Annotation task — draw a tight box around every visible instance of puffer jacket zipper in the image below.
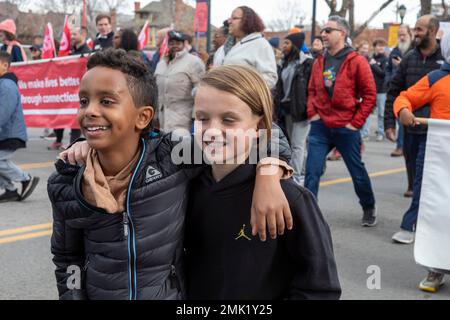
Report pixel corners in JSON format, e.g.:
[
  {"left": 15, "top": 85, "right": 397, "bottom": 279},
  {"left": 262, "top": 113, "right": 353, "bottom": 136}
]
[
  {"left": 73, "top": 138, "right": 147, "bottom": 300},
  {"left": 125, "top": 138, "right": 147, "bottom": 300}
]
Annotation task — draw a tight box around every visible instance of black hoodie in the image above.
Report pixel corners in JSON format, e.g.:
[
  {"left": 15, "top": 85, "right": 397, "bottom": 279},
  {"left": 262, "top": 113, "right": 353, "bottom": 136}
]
[
  {"left": 185, "top": 164, "right": 341, "bottom": 300},
  {"left": 323, "top": 46, "right": 354, "bottom": 97}
]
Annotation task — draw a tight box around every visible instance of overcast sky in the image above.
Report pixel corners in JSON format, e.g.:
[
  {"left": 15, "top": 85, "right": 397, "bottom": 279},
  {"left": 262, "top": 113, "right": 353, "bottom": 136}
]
[{"left": 139, "top": 0, "right": 446, "bottom": 29}]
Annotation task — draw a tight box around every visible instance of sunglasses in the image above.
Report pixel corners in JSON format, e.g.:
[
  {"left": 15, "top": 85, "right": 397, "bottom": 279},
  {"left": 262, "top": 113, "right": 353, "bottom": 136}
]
[{"left": 320, "top": 27, "right": 344, "bottom": 34}]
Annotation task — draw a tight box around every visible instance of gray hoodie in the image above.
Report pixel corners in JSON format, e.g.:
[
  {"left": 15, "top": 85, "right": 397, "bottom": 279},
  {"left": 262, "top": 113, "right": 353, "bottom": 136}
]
[{"left": 441, "top": 31, "right": 450, "bottom": 64}]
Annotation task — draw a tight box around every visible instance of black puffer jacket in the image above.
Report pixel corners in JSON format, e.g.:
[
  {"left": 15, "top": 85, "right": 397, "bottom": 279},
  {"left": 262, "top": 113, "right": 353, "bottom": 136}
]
[
  {"left": 385, "top": 45, "right": 444, "bottom": 134},
  {"left": 274, "top": 54, "right": 313, "bottom": 122},
  {"left": 49, "top": 130, "right": 291, "bottom": 300},
  {"left": 49, "top": 134, "right": 194, "bottom": 300},
  {"left": 370, "top": 53, "right": 389, "bottom": 94}
]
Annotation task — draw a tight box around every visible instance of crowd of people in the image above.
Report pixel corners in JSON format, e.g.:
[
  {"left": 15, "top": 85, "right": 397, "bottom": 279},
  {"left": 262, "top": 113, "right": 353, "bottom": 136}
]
[{"left": 1, "top": 4, "right": 449, "bottom": 299}]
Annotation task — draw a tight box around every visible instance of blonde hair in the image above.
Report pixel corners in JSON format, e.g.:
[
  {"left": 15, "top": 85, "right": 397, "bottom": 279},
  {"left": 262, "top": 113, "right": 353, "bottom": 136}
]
[{"left": 200, "top": 65, "right": 273, "bottom": 137}]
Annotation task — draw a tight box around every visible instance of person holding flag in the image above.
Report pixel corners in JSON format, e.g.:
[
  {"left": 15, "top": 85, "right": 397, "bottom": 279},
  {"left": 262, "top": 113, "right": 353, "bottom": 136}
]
[{"left": 394, "top": 31, "right": 450, "bottom": 294}]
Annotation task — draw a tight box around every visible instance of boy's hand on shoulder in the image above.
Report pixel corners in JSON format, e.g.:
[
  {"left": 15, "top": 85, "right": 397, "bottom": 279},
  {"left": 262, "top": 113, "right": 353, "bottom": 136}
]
[
  {"left": 59, "top": 141, "right": 90, "bottom": 166},
  {"left": 252, "top": 164, "right": 293, "bottom": 241}
]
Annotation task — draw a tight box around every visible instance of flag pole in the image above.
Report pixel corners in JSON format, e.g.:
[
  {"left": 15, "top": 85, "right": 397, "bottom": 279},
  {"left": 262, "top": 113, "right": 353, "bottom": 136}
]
[
  {"left": 415, "top": 118, "right": 428, "bottom": 125},
  {"left": 82, "top": 0, "right": 87, "bottom": 28},
  {"left": 206, "top": 0, "right": 211, "bottom": 53}
]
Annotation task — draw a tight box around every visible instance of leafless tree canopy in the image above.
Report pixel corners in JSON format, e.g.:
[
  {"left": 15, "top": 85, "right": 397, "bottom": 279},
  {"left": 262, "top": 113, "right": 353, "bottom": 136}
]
[
  {"left": 420, "top": 0, "right": 432, "bottom": 15},
  {"left": 323, "top": 0, "right": 394, "bottom": 38},
  {"left": 266, "top": 0, "right": 306, "bottom": 32}
]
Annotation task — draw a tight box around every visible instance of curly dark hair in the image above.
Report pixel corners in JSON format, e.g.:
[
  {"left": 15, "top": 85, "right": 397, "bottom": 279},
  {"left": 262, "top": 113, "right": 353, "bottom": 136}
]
[
  {"left": 237, "top": 6, "right": 265, "bottom": 35},
  {"left": 87, "top": 49, "right": 157, "bottom": 134}
]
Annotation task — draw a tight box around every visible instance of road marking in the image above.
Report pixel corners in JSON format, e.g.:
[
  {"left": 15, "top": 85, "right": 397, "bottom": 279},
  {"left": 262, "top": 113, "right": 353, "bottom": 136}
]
[
  {"left": 0, "top": 223, "right": 52, "bottom": 237},
  {"left": 0, "top": 167, "right": 407, "bottom": 245},
  {"left": 320, "top": 167, "right": 406, "bottom": 187},
  {"left": 18, "top": 162, "right": 54, "bottom": 170},
  {"left": 0, "top": 230, "right": 52, "bottom": 245}
]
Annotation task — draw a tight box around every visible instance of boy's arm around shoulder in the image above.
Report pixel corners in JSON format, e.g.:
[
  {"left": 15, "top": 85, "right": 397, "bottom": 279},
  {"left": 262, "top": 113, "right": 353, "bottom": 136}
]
[{"left": 283, "top": 184, "right": 342, "bottom": 300}]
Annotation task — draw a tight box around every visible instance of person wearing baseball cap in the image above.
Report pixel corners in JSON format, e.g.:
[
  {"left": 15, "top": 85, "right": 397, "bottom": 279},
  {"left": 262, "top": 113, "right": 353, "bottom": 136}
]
[
  {"left": 0, "top": 19, "right": 27, "bottom": 62},
  {"left": 154, "top": 30, "right": 205, "bottom": 132},
  {"left": 29, "top": 45, "right": 42, "bottom": 60}
]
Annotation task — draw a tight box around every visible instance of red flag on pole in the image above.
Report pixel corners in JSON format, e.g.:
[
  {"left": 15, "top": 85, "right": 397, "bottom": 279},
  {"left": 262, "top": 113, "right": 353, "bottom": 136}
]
[
  {"left": 138, "top": 20, "right": 149, "bottom": 50},
  {"left": 159, "top": 23, "right": 174, "bottom": 58},
  {"left": 42, "top": 23, "right": 56, "bottom": 59},
  {"left": 58, "top": 15, "right": 71, "bottom": 57}
]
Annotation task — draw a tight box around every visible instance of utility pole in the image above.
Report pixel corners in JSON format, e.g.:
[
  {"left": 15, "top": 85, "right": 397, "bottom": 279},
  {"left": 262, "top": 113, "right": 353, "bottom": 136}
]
[
  {"left": 206, "top": 0, "right": 211, "bottom": 53},
  {"left": 311, "top": 0, "right": 317, "bottom": 44}
]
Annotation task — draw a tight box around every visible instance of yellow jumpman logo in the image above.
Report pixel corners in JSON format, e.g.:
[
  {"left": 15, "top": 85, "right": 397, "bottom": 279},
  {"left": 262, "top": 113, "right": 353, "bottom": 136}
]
[{"left": 235, "top": 224, "right": 251, "bottom": 241}]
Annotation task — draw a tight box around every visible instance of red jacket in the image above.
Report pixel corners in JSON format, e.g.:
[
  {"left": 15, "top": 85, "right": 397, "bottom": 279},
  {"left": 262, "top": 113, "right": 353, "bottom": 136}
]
[{"left": 307, "top": 51, "right": 377, "bottom": 128}]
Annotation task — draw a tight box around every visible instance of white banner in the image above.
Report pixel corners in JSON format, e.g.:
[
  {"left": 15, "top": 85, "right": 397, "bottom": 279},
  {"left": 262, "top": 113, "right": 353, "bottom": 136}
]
[{"left": 414, "top": 119, "right": 450, "bottom": 271}]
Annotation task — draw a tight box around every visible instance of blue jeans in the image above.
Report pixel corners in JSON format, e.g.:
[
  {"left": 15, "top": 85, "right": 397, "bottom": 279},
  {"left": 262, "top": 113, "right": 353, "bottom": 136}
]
[
  {"left": 0, "top": 150, "right": 29, "bottom": 191},
  {"left": 361, "top": 93, "right": 386, "bottom": 138},
  {"left": 400, "top": 134, "right": 427, "bottom": 232},
  {"left": 305, "top": 120, "right": 376, "bottom": 209}
]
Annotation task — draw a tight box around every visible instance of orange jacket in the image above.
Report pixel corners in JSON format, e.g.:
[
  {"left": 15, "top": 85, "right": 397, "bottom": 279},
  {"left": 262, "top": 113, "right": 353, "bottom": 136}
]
[{"left": 394, "top": 63, "right": 450, "bottom": 120}]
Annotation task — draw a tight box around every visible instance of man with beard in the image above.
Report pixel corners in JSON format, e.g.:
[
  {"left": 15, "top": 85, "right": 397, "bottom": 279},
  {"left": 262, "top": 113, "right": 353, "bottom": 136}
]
[
  {"left": 154, "top": 31, "right": 205, "bottom": 132},
  {"left": 385, "top": 15, "right": 445, "bottom": 244},
  {"left": 385, "top": 25, "right": 413, "bottom": 157}
]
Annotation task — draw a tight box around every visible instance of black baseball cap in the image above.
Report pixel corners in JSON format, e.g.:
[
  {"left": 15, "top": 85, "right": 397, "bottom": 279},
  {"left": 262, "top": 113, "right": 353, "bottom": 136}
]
[
  {"left": 168, "top": 30, "right": 185, "bottom": 42},
  {"left": 30, "top": 45, "right": 42, "bottom": 51}
]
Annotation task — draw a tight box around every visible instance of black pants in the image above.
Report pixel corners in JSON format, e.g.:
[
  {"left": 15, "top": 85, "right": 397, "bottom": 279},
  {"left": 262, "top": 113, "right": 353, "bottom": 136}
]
[
  {"left": 403, "top": 131, "right": 425, "bottom": 192},
  {"left": 54, "top": 129, "right": 81, "bottom": 144}
]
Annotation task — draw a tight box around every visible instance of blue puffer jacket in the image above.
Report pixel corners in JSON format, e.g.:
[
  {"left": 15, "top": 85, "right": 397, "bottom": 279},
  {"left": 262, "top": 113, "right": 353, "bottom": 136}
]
[{"left": 0, "top": 77, "right": 27, "bottom": 149}]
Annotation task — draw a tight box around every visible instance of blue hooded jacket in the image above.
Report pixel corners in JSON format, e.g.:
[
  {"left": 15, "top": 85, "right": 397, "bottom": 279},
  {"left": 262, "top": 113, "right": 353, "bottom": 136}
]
[{"left": 0, "top": 76, "right": 27, "bottom": 150}]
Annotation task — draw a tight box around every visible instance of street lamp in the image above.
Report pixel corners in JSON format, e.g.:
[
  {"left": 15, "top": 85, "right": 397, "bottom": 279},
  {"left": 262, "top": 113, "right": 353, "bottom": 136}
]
[{"left": 398, "top": 4, "right": 407, "bottom": 24}]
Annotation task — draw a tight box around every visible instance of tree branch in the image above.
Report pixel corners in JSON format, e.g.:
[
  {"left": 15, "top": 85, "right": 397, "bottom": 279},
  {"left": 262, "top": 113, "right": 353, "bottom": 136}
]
[{"left": 352, "top": 0, "right": 395, "bottom": 38}]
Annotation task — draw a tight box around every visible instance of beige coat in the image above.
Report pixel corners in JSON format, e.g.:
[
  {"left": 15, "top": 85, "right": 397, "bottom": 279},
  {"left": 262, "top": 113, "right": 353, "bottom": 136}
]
[{"left": 155, "top": 49, "right": 205, "bottom": 132}]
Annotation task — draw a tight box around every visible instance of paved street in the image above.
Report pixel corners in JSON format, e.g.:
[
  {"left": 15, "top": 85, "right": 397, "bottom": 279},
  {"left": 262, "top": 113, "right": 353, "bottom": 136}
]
[{"left": 1, "top": 121, "right": 449, "bottom": 300}]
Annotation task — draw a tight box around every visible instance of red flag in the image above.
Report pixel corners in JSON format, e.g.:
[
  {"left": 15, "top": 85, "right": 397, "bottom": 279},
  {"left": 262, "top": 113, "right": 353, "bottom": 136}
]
[
  {"left": 194, "top": 0, "right": 208, "bottom": 33},
  {"left": 58, "top": 15, "right": 71, "bottom": 57},
  {"left": 138, "top": 20, "right": 149, "bottom": 50},
  {"left": 159, "top": 33, "right": 169, "bottom": 57},
  {"left": 42, "top": 23, "right": 56, "bottom": 59},
  {"left": 86, "top": 38, "right": 94, "bottom": 49}
]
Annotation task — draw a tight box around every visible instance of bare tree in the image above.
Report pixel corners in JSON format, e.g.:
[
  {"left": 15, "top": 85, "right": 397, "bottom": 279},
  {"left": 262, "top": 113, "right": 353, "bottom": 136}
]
[
  {"left": 352, "top": 0, "right": 395, "bottom": 38},
  {"left": 323, "top": 0, "right": 395, "bottom": 39},
  {"left": 266, "top": 0, "right": 306, "bottom": 32},
  {"left": 420, "top": 0, "right": 432, "bottom": 15},
  {"left": 442, "top": 0, "right": 449, "bottom": 19},
  {"left": 324, "top": 0, "right": 353, "bottom": 17}
]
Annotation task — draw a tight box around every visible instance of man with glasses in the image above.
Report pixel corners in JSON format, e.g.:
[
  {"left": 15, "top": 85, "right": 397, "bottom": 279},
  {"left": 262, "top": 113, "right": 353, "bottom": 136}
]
[{"left": 305, "top": 16, "right": 378, "bottom": 227}]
